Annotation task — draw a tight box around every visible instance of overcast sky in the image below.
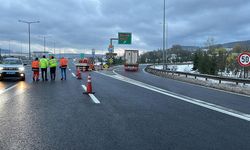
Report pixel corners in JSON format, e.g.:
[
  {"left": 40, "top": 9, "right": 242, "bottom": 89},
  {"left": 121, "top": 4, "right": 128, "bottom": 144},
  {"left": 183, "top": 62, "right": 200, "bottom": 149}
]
[{"left": 1, "top": 0, "right": 250, "bottom": 54}]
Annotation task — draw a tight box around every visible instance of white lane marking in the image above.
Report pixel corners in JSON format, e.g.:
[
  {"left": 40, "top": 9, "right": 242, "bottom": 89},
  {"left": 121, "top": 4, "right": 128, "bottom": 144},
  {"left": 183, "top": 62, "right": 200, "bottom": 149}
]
[
  {"left": 142, "top": 68, "right": 147, "bottom": 74},
  {"left": 68, "top": 68, "right": 71, "bottom": 71},
  {"left": 72, "top": 73, "right": 76, "bottom": 77},
  {"left": 81, "top": 85, "right": 100, "bottom": 104},
  {"left": 82, "top": 84, "right": 87, "bottom": 91},
  {"left": 142, "top": 67, "right": 250, "bottom": 98},
  {"left": 0, "top": 83, "right": 19, "bottom": 95},
  {"left": 89, "top": 94, "right": 100, "bottom": 104},
  {"left": 96, "top": 71, "right": 250, "bottom": 122}
]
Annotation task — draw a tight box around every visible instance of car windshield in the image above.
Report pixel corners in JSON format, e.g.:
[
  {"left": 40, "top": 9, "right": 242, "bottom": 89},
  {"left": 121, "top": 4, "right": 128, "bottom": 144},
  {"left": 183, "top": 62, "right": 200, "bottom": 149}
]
[{"left": 3, "top": 59, "right": 22, "bottom": 65}]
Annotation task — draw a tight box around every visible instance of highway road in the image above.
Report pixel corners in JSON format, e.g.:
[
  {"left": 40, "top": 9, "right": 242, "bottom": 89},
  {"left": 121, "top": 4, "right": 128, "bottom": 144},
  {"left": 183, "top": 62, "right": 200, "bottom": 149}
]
[{"left": 0, "top": 61, "right": 250, "bottom": 150}]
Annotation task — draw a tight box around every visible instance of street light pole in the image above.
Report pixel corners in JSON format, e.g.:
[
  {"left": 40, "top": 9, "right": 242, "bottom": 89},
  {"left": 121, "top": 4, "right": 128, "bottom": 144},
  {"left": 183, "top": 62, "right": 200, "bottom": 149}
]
[
  {"left": 9, "top": 40, "right": 11, "bottom": 56},
  {"left": 18, "top": 20, "right": 40, "bottom": 60},
  {"left": 20, "top": 42, "right": 23, "bottom": 58},
  {"left": 44, "top": 36, "right": 46, "bottom": 53},
  {"left": 53, "top": 41, "right": 56, "bottom": 54},
  {"left": 38, "top": 35, "right": 51, "bottom": 53},
  {"left": 162, "top": 0, "right": 166, "bottom": 70}
]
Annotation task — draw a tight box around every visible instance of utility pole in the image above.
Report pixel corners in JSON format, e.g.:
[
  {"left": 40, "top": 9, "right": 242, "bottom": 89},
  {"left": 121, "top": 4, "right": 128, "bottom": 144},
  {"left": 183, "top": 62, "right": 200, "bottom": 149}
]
[{"left": 18, "top": 20, "right": 40, "bottom": 60}]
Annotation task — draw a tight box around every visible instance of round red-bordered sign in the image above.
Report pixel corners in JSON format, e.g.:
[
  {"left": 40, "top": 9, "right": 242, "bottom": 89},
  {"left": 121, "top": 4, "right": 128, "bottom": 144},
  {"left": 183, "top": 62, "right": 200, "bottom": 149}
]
[{"left": 238, "top": 52, "right": 250, "bottom": 67}]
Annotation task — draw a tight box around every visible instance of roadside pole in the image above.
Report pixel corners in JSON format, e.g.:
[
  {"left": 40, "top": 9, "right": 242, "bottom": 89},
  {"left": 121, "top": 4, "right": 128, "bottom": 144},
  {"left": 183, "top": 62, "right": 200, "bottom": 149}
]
[
  {"left": 107, "top": 33, "right": 132, "bottom": 67},
  {"left": 238, "top": 52, "right": 250, "bottom": 79}
]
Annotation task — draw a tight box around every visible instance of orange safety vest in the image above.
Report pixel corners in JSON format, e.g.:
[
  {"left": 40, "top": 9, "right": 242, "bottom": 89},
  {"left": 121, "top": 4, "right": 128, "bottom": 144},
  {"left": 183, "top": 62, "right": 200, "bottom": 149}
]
[
  {"left": 60, "top": 58, "right": 68, "bottom": 67},
  {"left": 32, "top": 60, "right": 39, "bottom": 68}
]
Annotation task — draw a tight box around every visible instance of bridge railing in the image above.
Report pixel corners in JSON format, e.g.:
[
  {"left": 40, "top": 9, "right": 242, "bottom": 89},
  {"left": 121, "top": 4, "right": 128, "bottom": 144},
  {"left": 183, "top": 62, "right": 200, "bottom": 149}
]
[{"left": 145, "top": 65, "right": 250, "bottom": 85}]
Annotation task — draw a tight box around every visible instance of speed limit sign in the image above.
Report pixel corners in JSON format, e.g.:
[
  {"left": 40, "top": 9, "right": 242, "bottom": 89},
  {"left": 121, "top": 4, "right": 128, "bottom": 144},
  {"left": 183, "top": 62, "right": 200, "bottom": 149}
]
[{"left": 238, "top": 52, "right": 250, "bottom": 67}]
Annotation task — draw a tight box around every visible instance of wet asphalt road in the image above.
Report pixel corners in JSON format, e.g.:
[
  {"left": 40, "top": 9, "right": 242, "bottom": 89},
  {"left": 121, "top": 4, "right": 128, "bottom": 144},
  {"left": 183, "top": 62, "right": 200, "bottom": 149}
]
[{"left": 0, "top": 61, "right": 250, "bottom": 150}]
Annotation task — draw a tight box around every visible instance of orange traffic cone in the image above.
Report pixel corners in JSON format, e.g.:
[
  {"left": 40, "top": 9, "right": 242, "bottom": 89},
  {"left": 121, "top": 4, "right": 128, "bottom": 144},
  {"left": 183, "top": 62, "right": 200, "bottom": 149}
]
[
  {"left": 76, "top": 68, "right": 82, "bottom": 79},
  {"left": 83, "top": 74, "right": 95, "bottom": 94}
]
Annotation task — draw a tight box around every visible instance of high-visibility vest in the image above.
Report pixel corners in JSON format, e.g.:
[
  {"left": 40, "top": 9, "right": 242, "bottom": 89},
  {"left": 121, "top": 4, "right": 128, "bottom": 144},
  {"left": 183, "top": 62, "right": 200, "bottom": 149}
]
[
  {"left": 40, "top": 58, "right": 48, "bottom": 68},
  {"left": 60, "top": 58, "right": 68, "bottom": 67},
  {"left": 49, "top": 58, "right": 57, "bottom": 67},
  {"left": 32, "top": 60, "right": 39, "bottom": 68}
]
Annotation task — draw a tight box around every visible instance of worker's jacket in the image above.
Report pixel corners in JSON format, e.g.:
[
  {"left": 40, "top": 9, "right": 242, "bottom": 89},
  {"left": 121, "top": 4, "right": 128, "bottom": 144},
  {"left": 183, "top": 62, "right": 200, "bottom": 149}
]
[
  {"left": 60, "top": 58, "right": 68, "bottom": 68},
  {"left": 32, "top": 60, "right": 39, "bottom": 71},
  {"left": 40, "top": 58, "right": 49, "bottom": 69},
  {"left": 49, "top": 58, "right": 57, "bottom": 68}
]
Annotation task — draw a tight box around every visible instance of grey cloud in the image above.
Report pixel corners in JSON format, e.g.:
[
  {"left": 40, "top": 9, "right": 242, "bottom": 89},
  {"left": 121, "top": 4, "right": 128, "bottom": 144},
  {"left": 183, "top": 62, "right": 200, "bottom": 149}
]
[{"left": 1, "top": 0, "right": 250, "bottom": 53}]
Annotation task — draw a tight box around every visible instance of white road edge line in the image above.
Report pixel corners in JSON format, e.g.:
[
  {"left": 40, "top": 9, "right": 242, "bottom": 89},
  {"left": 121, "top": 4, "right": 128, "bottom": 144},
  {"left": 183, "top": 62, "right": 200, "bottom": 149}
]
[
  {"left": 96, "top": 71, "right": 250, "bottom": 122},
  {"left": 81, "top": 85, "right": 100, "bottom": 104},
  {"left": 0, "top": 83, "right": 19, "bottom": 95},
  {"left": 72, "top": 73, "right": 76, "bottom": 77}
]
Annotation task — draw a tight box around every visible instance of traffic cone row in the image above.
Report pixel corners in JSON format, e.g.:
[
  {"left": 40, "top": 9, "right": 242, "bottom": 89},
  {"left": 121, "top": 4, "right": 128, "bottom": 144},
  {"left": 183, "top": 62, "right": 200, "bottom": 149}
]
[
  {"left": 76, "top": 68, "right": 82, "bottom": 79},
  {"left": 83, "top": 74, "right": 95, "bottom": 94}
]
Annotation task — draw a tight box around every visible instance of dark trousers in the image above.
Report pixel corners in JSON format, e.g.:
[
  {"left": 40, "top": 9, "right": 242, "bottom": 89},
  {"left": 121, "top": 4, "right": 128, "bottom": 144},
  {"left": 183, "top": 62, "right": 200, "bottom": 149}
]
[
  {"left": 50, "top": 67, "right": 56, "bottom": 80},
  {"left": 61, "top": 68, "right": 67, "bottom": 80},
  {"left": 41, "top": 68, "right": 48, "bottom": 81}
]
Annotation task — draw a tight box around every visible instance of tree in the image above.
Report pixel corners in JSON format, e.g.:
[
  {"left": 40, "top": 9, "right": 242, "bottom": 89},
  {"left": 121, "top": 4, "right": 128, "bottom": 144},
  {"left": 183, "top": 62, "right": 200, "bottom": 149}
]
[
  {"left": 210, "top": 53, "right": 217, "bottom": 75},
  {"left": 204, "top": 37, "right": 216, "bottom": 54},
  {"left": 232, "top": 44, "right": 243, "bottom": 53},
  {"left": 216, "top": 48, "right": 227, "bottom": 75},
  {"left": 193, "top": 50, "right": 202, "bottom": 70}
]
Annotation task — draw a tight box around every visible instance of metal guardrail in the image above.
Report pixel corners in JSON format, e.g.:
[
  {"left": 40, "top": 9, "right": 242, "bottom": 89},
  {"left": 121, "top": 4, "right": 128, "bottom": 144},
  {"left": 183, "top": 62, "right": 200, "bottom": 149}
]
[{"left": 145, "top": 65, "right": 250, "bottom": 85}]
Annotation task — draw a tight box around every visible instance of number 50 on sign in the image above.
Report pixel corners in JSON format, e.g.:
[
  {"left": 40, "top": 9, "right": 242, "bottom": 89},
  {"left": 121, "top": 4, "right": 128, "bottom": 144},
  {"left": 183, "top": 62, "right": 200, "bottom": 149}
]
[{"left": 238, "top": 52, "right": 250, "bottom": 67}]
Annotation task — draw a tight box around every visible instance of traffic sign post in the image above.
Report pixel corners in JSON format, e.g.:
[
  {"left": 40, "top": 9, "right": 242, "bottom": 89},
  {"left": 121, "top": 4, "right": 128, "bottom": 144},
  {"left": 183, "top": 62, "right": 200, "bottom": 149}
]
[
  {"left": 238, "top": 52, "right": 250, "bottom": 78},
  {"left": 108, "top": 45, "right": 114, "bottom": 53},
  {"left": 238, "top": 52, "right": 250, "bottom": 67},
  {"left": 118, "top": 32, "right": 132, "bottom": 44},
  {"left": 108, "top": 58, "right": 113, "bottom": 64},
  {"left": 106, "top": 53, "right": 117, "bottom": 66}
]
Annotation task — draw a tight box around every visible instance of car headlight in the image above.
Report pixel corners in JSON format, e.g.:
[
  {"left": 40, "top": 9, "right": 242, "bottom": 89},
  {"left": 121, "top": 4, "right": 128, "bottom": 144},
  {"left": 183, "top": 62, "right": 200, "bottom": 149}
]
[
  {"left": 19, "top": 67, "right": 25, "bottom": 71},
  {"left": 0, "top": 67, "right": 3, "bottom": 70}
]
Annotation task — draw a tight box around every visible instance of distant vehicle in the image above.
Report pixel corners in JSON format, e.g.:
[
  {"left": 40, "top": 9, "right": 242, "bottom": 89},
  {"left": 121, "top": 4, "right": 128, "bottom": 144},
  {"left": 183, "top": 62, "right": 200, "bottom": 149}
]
[
  {"left": 74, "top": 58, "right": 94, "bottom": 71},
  {"left": 0, "top": 58, "right": 26, "bottom": 81},
  {"left": 124, "top": 50, "right": 139, "bottom": 71}
]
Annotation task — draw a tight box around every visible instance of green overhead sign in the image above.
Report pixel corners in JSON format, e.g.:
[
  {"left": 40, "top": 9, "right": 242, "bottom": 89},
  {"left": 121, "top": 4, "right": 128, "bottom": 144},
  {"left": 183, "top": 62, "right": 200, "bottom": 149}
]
[
  {"left": 80, "top": 53, "right": 85, "bottom": 58},
  {"left": 118, "top": 32, "right": 132, "bottom": 44}
]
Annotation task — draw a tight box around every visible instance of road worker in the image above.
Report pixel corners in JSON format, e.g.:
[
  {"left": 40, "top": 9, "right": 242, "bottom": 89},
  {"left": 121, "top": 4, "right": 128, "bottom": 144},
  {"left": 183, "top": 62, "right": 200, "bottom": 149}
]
[
  {"left": 59, "top": 57, "right": 68, "bottom": 80},
  {"left": 40, "top": 55, "right": 49, "bottom": 81},
  {"left": 49, "top": 56, "right": 57, "bottom": 80},
  {"left": 32, "top": 57, "right": 40, "bottom": 81}
]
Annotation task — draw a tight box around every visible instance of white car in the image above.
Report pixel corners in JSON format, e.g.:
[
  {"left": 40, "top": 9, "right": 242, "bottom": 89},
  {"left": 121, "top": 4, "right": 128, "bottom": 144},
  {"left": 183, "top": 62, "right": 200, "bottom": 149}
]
[{"left": 0, "top": 58, "right": 26, "bottom": 81}]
